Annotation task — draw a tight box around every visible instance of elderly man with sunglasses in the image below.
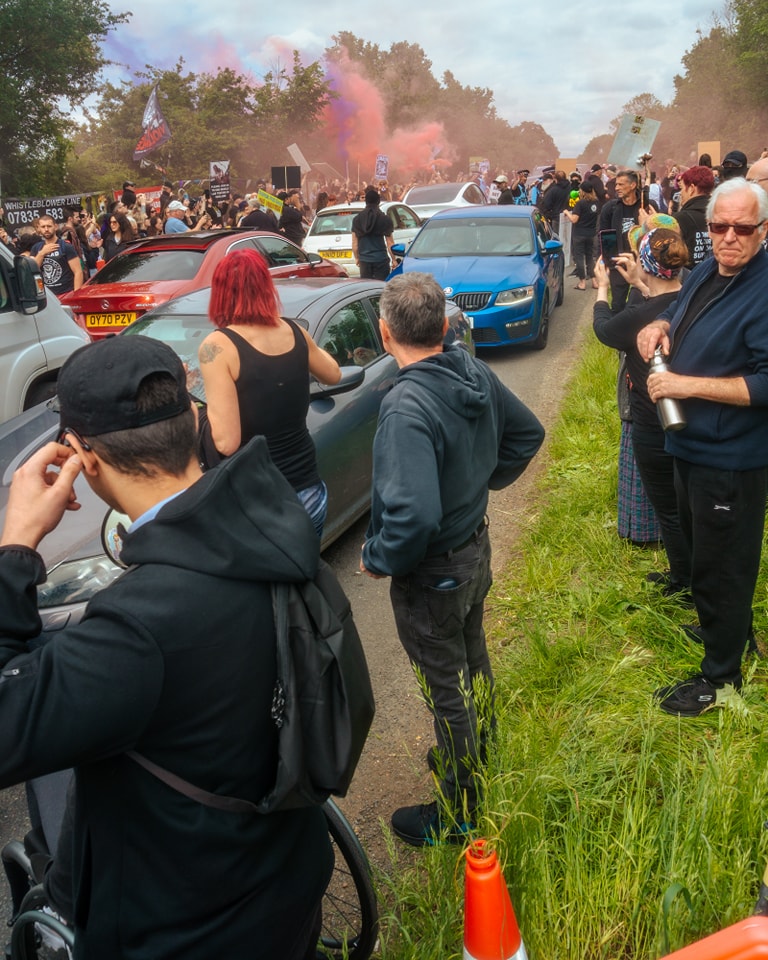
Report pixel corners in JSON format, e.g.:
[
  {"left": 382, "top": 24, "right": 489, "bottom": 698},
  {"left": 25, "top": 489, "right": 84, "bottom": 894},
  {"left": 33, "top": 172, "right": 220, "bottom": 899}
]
[{"left": 637, "top": 178, "right": 768, "bottom": 717}]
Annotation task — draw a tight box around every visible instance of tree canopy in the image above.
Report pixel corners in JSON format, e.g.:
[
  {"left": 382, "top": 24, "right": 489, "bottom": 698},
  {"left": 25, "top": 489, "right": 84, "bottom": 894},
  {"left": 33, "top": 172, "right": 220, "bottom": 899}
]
[
  {"left": 5, "top": 3, "right": 768, "bottom": 199},
  {"left": 0, "top": 0, "right": 128, "bottom": 195}
]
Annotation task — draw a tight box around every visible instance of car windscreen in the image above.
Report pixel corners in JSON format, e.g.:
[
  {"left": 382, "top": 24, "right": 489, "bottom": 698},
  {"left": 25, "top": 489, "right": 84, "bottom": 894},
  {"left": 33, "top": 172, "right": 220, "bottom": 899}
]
[
  {"left": 407, "top": 218, "right": 534, "bottom": 257},
  {"left": 406, "top": 185, "right": 461, "bottom": 204},
  {"left": 124, "top": 315, "right": 211, "bottom": 400},
  {"left": 308, "top": 211, "right": 357, "bottom": 236},
  {"left": 124, "top": 313, "right": 310, "bottom": 403},
  {"left": 87, "top": 249, "right": 205, "bottom": 284}
]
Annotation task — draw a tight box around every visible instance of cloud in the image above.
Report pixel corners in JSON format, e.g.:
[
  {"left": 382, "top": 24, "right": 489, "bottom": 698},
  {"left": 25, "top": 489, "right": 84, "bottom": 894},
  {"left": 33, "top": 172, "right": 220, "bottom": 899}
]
[{"left": 101, "top": 0, "right": 710, "bottom": 159}]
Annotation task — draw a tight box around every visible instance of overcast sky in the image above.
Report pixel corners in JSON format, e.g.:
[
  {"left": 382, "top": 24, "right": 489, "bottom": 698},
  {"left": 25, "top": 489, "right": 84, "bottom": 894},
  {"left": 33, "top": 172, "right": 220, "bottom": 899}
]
[{"left": 103, "top": 0, "right": 719, "bottom": 161}]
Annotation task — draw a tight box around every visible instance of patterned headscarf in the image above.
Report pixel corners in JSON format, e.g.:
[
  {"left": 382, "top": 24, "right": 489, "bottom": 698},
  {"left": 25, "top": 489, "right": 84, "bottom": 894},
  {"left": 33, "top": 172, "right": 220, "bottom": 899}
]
[
  {"left": 639, "top": 228, "right": 679, "bottom": 279},
  {"left": 627, "top": 212, "right": 679, "bottom": 253}
]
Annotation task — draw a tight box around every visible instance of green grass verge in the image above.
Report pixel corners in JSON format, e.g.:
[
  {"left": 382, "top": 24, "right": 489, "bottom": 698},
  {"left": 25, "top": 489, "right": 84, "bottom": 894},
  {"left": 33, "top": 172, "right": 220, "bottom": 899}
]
[{"left": 375, "top": 333, "right": 768, "bottom": 960}]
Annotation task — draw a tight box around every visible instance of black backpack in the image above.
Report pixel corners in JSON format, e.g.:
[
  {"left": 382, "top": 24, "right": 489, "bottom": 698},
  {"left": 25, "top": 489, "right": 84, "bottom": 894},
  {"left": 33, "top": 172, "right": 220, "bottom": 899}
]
[{"left": 129, "top": 559, "right": 375, "bottom": 813}]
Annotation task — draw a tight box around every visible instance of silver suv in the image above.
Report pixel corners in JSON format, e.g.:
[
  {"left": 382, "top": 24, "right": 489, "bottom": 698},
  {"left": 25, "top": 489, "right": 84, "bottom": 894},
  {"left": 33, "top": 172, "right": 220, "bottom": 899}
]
[{"left": 0, "top": 243, "right": 89, "bottom": 424}]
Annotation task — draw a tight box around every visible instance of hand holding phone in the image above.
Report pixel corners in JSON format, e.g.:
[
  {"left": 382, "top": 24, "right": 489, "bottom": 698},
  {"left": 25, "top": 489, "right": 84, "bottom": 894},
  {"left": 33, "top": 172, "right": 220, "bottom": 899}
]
[{"left": 599, "top": 229, "right": 619, "bottom": 262}]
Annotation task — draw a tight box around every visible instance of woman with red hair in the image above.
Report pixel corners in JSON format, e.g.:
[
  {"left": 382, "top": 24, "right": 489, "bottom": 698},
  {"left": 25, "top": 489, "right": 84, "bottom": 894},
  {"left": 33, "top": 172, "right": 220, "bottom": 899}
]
[{"left": 198, "top": 248, "right": 341, "bottom": 536}]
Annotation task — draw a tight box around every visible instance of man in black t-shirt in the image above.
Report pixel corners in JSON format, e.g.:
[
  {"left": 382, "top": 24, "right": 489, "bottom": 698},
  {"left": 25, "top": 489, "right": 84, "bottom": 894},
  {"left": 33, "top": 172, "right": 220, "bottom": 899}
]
[
  {"left": 351, "top": 188, "right": 395, "bottom": 279},
  {"left": 31, "top": 215, "right": 84, "bottom": 296},
  {"left": 599, "top": 170, "right": 641, "bottom": 311}
]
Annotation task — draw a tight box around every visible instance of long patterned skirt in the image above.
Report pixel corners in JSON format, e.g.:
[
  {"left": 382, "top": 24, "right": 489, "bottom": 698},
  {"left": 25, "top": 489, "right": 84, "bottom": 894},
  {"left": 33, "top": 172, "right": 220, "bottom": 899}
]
[{"left": 618, "top": 421, "right": 662, "bottom": 544}]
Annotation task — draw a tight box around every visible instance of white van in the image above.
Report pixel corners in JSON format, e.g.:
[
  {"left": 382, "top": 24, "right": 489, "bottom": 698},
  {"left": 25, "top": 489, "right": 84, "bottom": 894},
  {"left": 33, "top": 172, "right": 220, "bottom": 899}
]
[{"left": 0, "top": 243, "right": 89, "bottom": 424}]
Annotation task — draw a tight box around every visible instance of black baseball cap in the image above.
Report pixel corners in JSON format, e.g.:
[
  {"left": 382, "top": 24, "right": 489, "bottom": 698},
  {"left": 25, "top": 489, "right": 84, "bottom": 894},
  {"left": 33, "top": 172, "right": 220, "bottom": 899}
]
[
  {"left": 722, "top": 150, "right": 748, "bottom": 169},
  {"left": 58, "top": 337, "right": 190, "bottom": 437}
]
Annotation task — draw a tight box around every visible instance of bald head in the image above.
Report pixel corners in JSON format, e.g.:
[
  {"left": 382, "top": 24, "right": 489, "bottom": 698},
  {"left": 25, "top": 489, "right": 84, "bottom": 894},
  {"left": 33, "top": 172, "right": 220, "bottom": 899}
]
[{"left": 747, "top": 157, "right": 768, "bottom": 195}]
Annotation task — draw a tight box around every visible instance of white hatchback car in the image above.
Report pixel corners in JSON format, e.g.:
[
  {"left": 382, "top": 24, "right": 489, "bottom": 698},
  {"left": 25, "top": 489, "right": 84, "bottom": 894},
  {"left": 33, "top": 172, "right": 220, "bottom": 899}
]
[{"left": 304, "top": 202, "right": 423, "bottom": 277}]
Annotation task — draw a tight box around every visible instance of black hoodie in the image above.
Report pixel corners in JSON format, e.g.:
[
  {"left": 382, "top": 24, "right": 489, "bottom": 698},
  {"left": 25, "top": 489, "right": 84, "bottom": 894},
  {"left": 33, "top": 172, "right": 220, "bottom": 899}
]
[
  {"left": 0, "top": 437, "right": 332, "bottom": 960},
  {"left": 363, "top": 345, "right": 544, "bottom": 576}
]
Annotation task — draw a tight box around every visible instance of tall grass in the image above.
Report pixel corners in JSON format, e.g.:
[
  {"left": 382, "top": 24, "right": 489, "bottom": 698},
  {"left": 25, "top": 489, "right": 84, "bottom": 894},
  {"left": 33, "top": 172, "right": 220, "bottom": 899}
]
[{"left": 376, "top": 332, "right": 768, "bottom": 959}]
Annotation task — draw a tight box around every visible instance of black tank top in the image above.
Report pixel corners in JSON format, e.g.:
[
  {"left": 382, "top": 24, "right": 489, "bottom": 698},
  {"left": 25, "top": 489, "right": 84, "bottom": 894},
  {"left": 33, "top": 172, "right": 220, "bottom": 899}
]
[{"left": 217, "top": 321, "right": 319, "bottom": 491}]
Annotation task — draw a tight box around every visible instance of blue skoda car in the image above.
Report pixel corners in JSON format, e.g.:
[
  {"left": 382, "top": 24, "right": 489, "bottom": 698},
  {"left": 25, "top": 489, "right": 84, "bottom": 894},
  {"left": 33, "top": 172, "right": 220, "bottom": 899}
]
[{"left": 389, "top": 205, "right": 565, "bottom": 349}]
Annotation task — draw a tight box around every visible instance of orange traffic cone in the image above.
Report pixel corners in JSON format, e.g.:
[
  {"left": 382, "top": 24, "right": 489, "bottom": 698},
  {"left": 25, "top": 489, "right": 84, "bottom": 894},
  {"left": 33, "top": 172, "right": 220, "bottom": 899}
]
[
  {"left": 464, "top": 839, "right": 528, "bottom": 960},
  {"left": 661, "top": 916, "right": 768, "bottom": 959}
]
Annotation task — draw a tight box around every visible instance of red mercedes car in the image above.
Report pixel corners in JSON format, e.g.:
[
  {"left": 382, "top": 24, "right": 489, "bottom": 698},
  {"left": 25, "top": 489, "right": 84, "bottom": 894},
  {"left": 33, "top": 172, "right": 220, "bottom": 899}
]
[{"left": 61, "top": 229, "right": 348, "bottom": 339}]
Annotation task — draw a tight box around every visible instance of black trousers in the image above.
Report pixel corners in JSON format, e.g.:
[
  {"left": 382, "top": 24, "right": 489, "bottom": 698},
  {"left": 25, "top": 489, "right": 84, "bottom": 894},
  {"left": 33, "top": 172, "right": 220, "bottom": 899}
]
[
  {"left": 389, "top": 525, "right": 493, "bottom": 813},
  {"left": 632, "top": 424, "right": 690, "bottom": 588},
  {"left": 674, "top": 458, "right": 768, "bottom": 685}
]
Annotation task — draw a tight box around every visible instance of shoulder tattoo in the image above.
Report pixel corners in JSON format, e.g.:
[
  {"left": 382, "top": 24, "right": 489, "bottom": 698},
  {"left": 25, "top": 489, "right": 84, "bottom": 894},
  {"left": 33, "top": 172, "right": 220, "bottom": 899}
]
[{"left": 199, "top": 341, "right": 224, "bottom": 364}]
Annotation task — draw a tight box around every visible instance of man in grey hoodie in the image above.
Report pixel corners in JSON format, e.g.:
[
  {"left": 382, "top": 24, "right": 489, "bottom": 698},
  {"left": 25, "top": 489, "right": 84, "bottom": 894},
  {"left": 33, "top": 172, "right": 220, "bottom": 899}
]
[{"left": 360, "top": 272, "right": 544, "bottom": 846}]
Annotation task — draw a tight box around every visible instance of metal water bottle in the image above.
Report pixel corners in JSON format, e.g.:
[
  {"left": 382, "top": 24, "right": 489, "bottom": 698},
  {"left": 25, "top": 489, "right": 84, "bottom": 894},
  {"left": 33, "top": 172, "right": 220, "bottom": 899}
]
[{"left": 649, "top": 347, "right": 687, "bottom": 431}]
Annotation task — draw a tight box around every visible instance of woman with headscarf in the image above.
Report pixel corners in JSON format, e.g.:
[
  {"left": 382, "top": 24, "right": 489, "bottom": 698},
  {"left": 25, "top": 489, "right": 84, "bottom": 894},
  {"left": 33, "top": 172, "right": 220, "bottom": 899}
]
[{"left": 593, "top": 227, "right": 692, "bottom": 597}]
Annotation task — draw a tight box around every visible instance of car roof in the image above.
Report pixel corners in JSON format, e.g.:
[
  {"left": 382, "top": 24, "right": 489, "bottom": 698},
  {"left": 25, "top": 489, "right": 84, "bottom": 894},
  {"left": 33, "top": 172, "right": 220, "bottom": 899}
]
[
  {"left": 426, "top": 205, "right": 536, "bottom": 221},
  {"left": 142, "top": 277, "right": 385, "bottom": 320},
  {"left": 313, "top": 201, "right": 409, "bottom": 214},
  {"left": 120, "top": 228, "right": 282, "bottom": 254}
]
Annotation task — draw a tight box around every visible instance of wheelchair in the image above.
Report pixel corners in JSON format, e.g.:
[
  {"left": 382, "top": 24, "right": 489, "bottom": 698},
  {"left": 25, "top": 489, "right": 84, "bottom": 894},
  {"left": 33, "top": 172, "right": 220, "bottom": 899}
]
[{"left": 2, "top": 795, "right": 378, "bottom": 960}]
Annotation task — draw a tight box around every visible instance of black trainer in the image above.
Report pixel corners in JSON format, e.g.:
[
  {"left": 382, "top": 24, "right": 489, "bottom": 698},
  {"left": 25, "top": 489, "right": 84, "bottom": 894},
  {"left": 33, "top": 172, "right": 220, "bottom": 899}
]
[
  {"left": 646, "top": 571, "right": 671, "bottom": 586},
  {"left": 646, "top": 571, "right": 694, "bottom": 607},
  {"left": 390, "top": 801, "right": 474, "bottom": 847},
  {"left": 655, "top": 673, "right": 742, "bottom": 717}
]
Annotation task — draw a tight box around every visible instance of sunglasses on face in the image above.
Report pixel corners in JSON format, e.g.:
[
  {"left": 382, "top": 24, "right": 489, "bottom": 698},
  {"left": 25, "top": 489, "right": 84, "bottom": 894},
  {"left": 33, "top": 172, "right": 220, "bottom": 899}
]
[{"left": 708, "top": 221, "right": 766, "bottom": 236}]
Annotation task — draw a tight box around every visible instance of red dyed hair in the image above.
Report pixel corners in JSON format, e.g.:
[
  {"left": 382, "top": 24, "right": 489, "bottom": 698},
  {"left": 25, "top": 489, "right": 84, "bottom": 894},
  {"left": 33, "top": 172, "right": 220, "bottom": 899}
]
[{"left": 208, "top": 248, "right": 280, "bottom": 328}]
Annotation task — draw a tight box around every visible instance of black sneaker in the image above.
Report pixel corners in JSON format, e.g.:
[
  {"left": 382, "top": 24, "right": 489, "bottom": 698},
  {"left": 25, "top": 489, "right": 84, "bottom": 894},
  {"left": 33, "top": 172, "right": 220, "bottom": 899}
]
[
  {"left": 655, "top": 673, "right": 742, "bottom": 717},
  {"left": 646, "top": 571, "right": 694, "bottom": 607},
  {"left": 646, "top": 570, "right": 671, "bottom": 586},
  {"left": 390, "top": 801, "right": 473, "bottom": 848}
]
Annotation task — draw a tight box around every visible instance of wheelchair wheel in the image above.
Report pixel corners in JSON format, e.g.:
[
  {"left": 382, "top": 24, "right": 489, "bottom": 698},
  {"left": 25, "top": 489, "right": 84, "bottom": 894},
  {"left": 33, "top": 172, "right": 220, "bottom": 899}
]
[
  {"left": 318, "top": 800, "right": 378, "bottom": 960},
  {"left": 9, "top": 905, "right": 73, "bottom": 960}
]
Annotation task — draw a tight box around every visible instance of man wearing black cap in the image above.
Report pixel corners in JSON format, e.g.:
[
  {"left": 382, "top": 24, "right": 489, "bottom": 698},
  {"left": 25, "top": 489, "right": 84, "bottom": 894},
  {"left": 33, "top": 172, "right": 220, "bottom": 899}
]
[
  {"left": 0, "top": 336, "right": 332, "bottom": 959},
  {"left": 584, "top": 164, "right": 608, "bottom": 205},
  {"left": 351, "top": 187, "right": 396, "bottom": 279},
  {"left": 720, "top": 150, "right": 749, "bottom": 181}
]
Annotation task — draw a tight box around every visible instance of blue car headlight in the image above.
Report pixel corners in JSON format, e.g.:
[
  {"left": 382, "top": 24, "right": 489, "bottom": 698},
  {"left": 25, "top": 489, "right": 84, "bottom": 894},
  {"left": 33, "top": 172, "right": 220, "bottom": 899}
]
[
  {"left": 495, "top": 286, "right": 534, "bottom": 306},
  {"left": 37, "top": 555, "right": 124, "bottom": 608}
]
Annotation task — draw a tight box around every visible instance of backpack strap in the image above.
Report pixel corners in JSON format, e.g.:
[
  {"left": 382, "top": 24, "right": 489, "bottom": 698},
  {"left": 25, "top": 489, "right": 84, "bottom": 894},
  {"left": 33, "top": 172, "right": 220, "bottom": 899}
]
[{"left": 125, "top": 750, "right": 260, "bottom": 815}]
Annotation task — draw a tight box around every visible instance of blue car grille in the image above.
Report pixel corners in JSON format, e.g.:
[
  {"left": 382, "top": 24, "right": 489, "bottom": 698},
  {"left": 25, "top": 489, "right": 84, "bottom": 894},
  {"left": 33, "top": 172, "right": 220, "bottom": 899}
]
[{"left": 450, "top": 292, "right": 492, "bottom": 311}]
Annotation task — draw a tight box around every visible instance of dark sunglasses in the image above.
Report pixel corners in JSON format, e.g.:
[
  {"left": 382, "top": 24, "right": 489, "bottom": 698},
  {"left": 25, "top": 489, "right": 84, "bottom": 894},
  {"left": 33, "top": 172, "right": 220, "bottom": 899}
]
[
  {"left": 708, "top": 221, "right": 766, "bottom": 236},
  {"left": 58, "top": 427, "right": 91, "bottom": 451}
]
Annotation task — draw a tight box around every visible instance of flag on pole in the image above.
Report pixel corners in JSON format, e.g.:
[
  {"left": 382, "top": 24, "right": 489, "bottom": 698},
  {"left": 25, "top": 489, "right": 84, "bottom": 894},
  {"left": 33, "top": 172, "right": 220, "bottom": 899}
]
[{"left": 133, "top": 86, "right": 172, "bottom": 161}]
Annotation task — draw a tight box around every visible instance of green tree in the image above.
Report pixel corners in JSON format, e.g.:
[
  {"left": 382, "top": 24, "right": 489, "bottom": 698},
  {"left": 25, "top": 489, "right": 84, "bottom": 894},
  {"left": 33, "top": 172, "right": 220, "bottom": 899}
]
[
  {"left": 70, "top": 56, "right": 334, "bottom": 194},
  {"left": 0, "top": 0, "right": 128, "bottom": 196},
  {"left": 731, "top": 0, "right": 768, "bottom": 100}
]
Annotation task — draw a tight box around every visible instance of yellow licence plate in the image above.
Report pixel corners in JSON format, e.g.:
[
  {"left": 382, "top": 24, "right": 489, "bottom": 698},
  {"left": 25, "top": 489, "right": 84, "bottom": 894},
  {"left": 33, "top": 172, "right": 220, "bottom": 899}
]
[
  {"left": 319, "top": 249, "right": 353, "bottom": 259},
  {"left": 85, "top": 312, "right": 138, "bottom": 327}
]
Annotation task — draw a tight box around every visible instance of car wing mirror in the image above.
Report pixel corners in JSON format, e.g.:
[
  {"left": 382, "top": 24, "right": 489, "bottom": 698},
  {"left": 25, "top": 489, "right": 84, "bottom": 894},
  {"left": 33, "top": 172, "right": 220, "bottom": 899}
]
[
  {"left": 544, "top": 239, "right": 563, "bottom": 252},
  {"left": 14, "top": 256, "right": 47, "bottom": 314},
  {"left": 101, "top": 509, "right": 131, "bottom": 569},
  {"left": 390, "top": 242, "right": 406, "bottom": 256},
  {"left": 310, "top": 365, "right": 364, "bottom": 399},
  {"left": 306, "top": 252, "right": 323, "bottom": 265}
]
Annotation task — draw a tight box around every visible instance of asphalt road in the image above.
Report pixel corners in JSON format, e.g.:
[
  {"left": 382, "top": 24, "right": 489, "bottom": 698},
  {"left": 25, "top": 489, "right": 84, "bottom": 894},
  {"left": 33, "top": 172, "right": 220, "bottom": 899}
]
[{"left": 0, "top": 282, "right": 595, "bottom": 929}]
